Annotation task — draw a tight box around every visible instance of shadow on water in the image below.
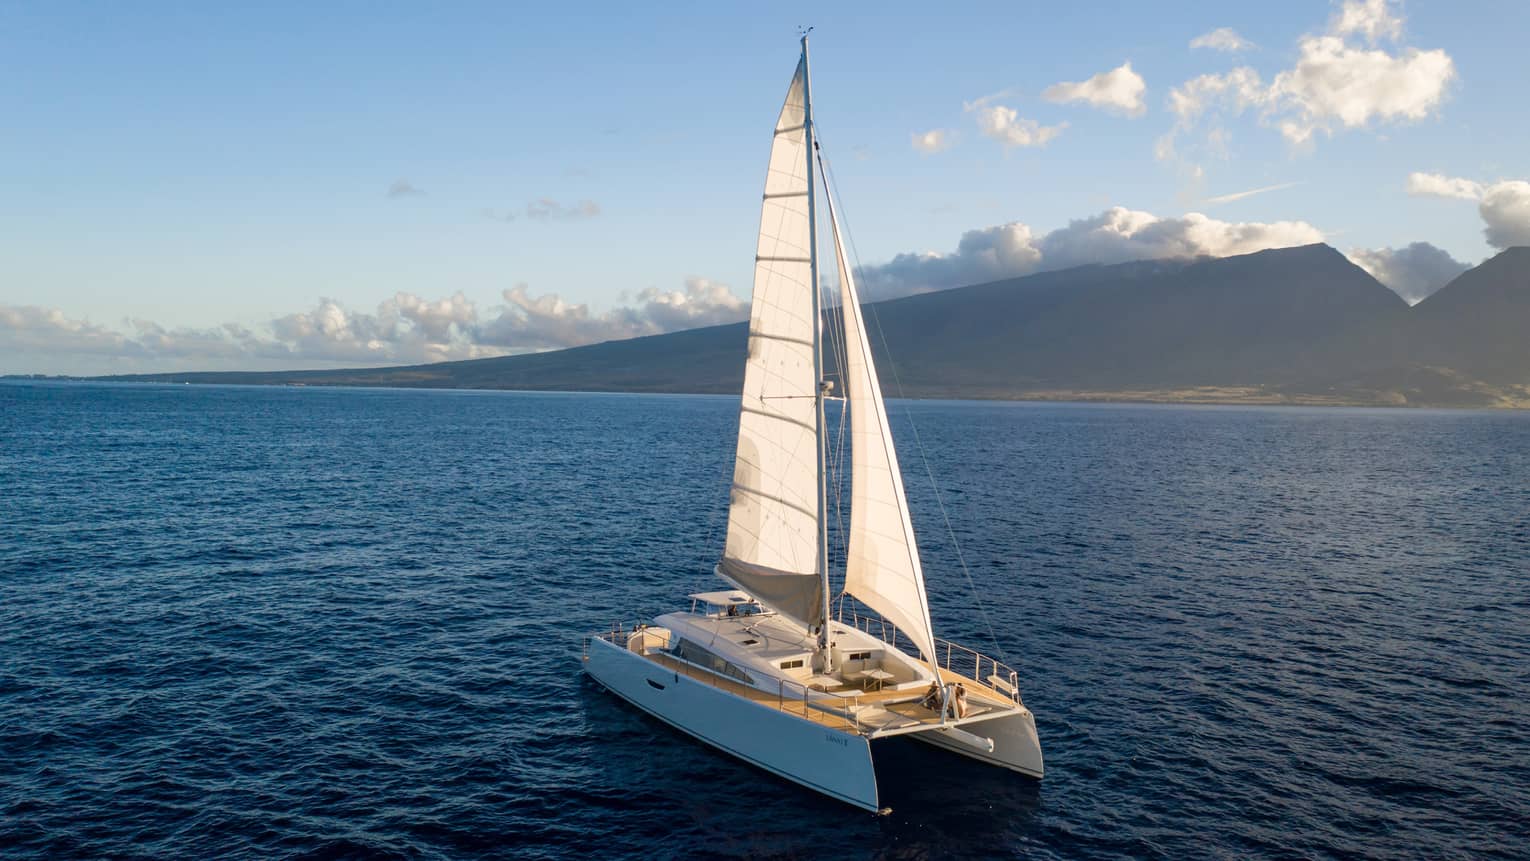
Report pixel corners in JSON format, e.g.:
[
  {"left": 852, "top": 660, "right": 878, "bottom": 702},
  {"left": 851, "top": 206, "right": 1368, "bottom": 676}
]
[
  {"left": 576, "top": 672, "right": 1043, "bottom": 861},
  {"left": 873, "top": 737, "right": 1043, "bottom": 851}
]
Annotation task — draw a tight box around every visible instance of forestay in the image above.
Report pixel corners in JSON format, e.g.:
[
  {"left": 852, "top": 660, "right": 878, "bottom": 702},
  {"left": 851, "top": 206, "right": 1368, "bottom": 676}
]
[
  {"left": 719, "top": 57, "right": 823, "bottom": 628},
  {"left": 825, "top": 187, "right": 942, "bottom": 665}
]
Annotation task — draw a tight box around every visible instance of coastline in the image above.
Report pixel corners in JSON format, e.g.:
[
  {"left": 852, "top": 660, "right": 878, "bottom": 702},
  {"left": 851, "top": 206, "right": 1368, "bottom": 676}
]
[{"left": 8, "top": 377, "right": 1530, "bottom": 410}]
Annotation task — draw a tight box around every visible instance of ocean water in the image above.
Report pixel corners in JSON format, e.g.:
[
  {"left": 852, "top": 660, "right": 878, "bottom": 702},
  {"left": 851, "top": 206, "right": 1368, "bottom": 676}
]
[{"left": 2, "top": 381, "right": 1527, "bottom": 860}]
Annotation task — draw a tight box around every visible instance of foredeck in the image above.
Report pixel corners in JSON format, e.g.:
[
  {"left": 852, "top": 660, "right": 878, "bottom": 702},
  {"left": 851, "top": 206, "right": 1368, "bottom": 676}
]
[{"left": 586, "top": 629, "right": 1029, "bottom": 739}]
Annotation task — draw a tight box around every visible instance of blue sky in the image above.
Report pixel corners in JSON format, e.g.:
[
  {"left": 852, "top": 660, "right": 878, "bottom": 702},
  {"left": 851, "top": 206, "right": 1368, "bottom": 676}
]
[{"left": 3, "top": 0, "right": 1527, "bottom": 374}]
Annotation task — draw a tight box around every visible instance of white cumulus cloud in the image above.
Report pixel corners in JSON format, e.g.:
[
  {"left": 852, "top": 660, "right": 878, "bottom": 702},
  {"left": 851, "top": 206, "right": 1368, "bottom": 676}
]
[
  {"left": 474, "top": 277, "right": 746, "bottom": 351},
  {"left": 0, "top": 306, "right": 139, "bottom": 358},
  {"left": 1404, "top": 173, "right": 1530, "bottom": 250},
  {"left": 1162, "top": 0, "right": 1454, "bottom": 158},
  {"left": 1406, "top": 172, "right": 1484, "bottom": 200},
  {"left": 858, "top": 206, "right": 1325, "bottom": 299},
  {"left": 1333, "top": 0, "right": 1403, "bottom": 43},
  {"left": 968, "top": 103, "right": 1067, "bottom": 149},
  {"left": 1190, "top": 28, "right": 1253, "bottom": 52},
  {"left": 1348, "top": 242, "right": 1470, "bottom": 303},
  {"left": 1480, "top": 181, "right": 1530, "bottom": 250},
  {"left": 911, "top": 128, "right": 953, "bottom": 154},
  {"left": 2, "top": 277, "right": 747, "bottom": 374},
  {"left": 1042, "top": 62, "right": 1147, "bottom": 117},
  {"left": 1270, "top": 34, "right": 1454, "bottom": 145}
]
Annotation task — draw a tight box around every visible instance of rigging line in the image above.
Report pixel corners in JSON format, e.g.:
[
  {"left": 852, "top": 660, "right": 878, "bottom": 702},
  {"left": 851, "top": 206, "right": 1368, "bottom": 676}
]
[
  {"left": 814, "top": 155, "right": 853, "bottom": 584},
  {"left": 818, "top": 146, "right": 939, "bottom": 666},
  {"left": 811, "top": 151, "right": 853, "bottom": 591},
  {"left": 825, "top": 287, "right": 851, "bottom": 578},
  {"left": 818, "top": 148, "right": 1012, "bottom": 668}
]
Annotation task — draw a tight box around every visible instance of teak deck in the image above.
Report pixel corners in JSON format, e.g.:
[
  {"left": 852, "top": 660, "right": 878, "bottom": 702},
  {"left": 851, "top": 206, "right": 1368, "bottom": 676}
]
[{"left": 638, "top": 649, "right": 1023, "bottom": 738}]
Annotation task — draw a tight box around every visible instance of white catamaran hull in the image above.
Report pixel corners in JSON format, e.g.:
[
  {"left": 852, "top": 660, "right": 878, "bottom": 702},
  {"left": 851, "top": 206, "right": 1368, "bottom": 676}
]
[
  {"left": 583, "top": 636, "right": 882, "bottom": 812},
  {"left": 911, "top": 710, "right": 1044, "bottom": 778}
]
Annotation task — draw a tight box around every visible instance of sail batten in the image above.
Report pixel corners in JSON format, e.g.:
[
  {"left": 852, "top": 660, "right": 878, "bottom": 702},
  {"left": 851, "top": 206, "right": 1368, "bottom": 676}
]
[{"left": 720, "top": 55, "right": 824, "bottom": 629}]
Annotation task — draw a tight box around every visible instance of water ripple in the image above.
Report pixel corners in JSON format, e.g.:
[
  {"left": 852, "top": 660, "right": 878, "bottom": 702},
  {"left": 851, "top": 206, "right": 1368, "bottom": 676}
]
[{"left": 2, "top": 384, "right": 1528, "bottom": 859}]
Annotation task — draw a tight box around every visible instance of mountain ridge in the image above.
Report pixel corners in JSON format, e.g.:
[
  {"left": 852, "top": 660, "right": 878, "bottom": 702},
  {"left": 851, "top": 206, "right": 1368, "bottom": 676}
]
[{"left": 57, "top": 243, "right": 1530, "bottom": 408}]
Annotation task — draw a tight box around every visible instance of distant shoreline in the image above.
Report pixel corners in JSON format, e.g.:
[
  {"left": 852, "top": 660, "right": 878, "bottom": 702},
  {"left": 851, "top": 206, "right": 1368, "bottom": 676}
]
[
  {"left": 9, "top": 244, "right": 1529, "bottom": 411},
  {"left": 8, "top": 376, "right": 1529, "bottom": 410}
]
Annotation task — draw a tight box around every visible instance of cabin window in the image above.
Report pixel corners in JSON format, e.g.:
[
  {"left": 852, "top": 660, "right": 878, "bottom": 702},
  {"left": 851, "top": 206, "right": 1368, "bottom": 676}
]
[
  {"left": 847, "top": 651, "right": 872, "bottom": 662},
  {"left": 779, "top": 659, "right": 804, "bottom": 669},
  {"left": 671, "top": 638, "right": 754, "bottom": 684},
  {"left": 739, "top": 639, "right": 758, "bottom": 646}
]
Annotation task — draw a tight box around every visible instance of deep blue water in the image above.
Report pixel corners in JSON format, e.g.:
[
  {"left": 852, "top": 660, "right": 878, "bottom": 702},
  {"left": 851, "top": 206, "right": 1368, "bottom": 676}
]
[{"left": 2, "top": 382, "right": 1528, "bottom": 860}]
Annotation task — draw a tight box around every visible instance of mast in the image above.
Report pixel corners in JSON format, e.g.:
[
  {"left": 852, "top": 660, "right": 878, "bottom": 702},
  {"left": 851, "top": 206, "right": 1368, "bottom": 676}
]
[
  {"left": 718, "top": 39, "right": 821, "bottom": 629},
  {"left": 801, "top": 34, "right": 832, "bottom": 674}
]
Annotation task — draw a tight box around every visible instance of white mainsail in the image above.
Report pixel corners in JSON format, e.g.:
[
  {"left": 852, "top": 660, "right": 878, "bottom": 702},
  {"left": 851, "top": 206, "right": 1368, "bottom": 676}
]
[
  {"left": 825, "top": 187, "right": 942, "bottom": 665},
  {"left": 585, "top": 43, "right": 1045, "bottom": 812},
  {"left": 719, "top": 56, "right": 824, "bottom": 627}
]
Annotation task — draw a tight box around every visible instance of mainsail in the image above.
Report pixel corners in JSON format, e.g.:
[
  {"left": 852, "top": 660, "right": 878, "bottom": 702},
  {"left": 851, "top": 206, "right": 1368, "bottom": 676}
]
[
  {"left": 824, "top": 185, "right": 942, "bottom": 665},
  {"left": 719, "top": 56, "right": 824, "bottom": 627}
]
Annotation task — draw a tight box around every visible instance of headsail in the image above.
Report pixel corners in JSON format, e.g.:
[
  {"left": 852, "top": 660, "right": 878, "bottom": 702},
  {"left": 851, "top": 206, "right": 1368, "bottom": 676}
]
[
  {"left": 719, "top": 55, "right": 823, "bottom": 628},
  {"left": 824, "top": 181, "right": 942, "bottom": 665}
]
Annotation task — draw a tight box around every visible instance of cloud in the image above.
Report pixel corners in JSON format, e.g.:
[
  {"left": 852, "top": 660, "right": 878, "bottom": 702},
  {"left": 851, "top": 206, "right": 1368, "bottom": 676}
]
[
  {"left": 858, "top": 206, "right": 1324, "bottom": 299},
  {"left": 1480, "top": 181, "right": 1530, "bottom": 249},
  {"left": 0, "top": 306, "right": 138, "bottom": 357},
  {"left": 863, "top": 224, "right": 1043, "bottom": 299},
  {"left": 634, "top": 277, "right": 748, "bottom": 332},
  {"left": 477, "top": 277, "right": 745, "bottom": 350},
  {"left": 388, "top": 179, "right": 426, "bottom": 199},
  {"left": 1348, "top": 242, "right": 1470, "bottom": 303},
  {"left": 1166, "top": 67, "right": 1267, "bottom": 125},
  {"left": 1203, "top": 181, "right": 1302, "bottom": 206},
  {"left": 1161, "top": 0, "right": 1454, "bottom": 157},
  {"left": 1404, "top": 173, "right": 1530, "bottom": 249},
  {"left": 1042, "top": 62, "right": 1147, "bottom": 117},
  {"left": 1158, "top": 67, "right": 1266, "bottom": 164},
  {"left": 911, "top": 129, "right": 953, "bottom": 154},
  {"left": 1333, "top": 0, "right": 1403, "bottom": 43},
  {"left": 3, "top": 278, "right": 746, "bottom": 373},
  {"left": 1270, "top": 35, "right": 1454, "bottom": 145},
  {"left": 266, "top": 292, "right": 488, "bottom": 364},
  {"left": 967, "top": 103, "right": 1067, "bottom": 149},
  {"left": 1406, "top": 172, "right": 1483, "bottom": 200},
  {"left": 525, "top": 198, "right": 601, "bottom": 220},
  {"left": 1190, "top": 28, "right": 1253, "bottom": 52}
]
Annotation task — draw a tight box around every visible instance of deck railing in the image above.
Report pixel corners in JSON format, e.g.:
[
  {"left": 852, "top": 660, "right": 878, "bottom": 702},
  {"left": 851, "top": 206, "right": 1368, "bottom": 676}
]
[
  {"left": 584, "top": 624, "right": 862, "bottom": 729},
  {"left": 840, "top": 612, "right": 1025, "bottom": 704},
  {"left": 588, "top": 622, "right": 1033, "bottom": 734}
]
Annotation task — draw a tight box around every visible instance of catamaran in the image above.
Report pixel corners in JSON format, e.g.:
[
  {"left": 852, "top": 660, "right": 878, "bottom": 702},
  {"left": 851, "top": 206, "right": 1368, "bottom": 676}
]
[{"left": 582, "top": 36, "right": 1042, "bottom": 813}]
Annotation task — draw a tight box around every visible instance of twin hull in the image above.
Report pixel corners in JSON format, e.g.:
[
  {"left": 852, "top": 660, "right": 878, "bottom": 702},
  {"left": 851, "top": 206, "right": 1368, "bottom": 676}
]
[
  {"left": 583, "top": 635, "right": 1042, "bottom": 812},
  {"left": 584, "top": 635, "right": 882, "bottom": 810}
]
